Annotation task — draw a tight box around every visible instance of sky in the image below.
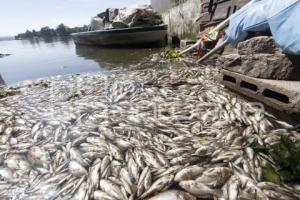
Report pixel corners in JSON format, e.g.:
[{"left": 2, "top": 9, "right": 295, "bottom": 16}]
[{"left": 0, "top": 0, "right": 150, "bottom": 36}]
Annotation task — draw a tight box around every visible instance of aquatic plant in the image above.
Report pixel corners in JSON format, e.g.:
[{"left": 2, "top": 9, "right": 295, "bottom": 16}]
[
  {"left": 0, "top": 89, "right": 21, "bottom": 99},
  {"left": 261, "top": 135, "right": 300, "bottom": 183},
  {"left": 67, "top": 90, "right": 85, "bottom": 101},
  {"left": 34, "top": 80, "right": 50, "bottom": 88},
  {"left": 160, "top": 48, "right": 181, "bottom": 59}
]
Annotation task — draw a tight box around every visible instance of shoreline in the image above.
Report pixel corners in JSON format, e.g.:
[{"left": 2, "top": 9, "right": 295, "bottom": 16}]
[{"left": 0, "top": 53, "right": 11, "bottom": 58}]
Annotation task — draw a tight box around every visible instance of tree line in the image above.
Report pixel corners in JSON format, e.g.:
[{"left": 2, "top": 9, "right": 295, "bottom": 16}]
[{"left": 16, "top": 24, "right": 88, "bottom": 39}]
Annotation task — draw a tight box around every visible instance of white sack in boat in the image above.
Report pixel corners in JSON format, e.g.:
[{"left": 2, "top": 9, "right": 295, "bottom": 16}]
[
  {"left": 89, "top": 17, "right": 105, "bottom": 31},
  {"left": 112, "top": 5, "right": 163, "bottom": 29}
]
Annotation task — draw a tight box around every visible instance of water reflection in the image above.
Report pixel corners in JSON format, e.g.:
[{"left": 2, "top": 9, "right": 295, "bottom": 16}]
[
  {"left": 0, "top": 37, "right": 162, "bottom": 84},
  {"left": 19, "top": 37, "right": 72, "bottom": 48},
  {"left": 20, "top": 38, "right": 40, "bottom": 47},
  {"left": 75, "top": 45, "right": 160, "bottom": 69},
  {"left": 59, "top": 37, "right": 72, "bottom": 45},
  {"left": 0, "top": 73, "right": 5, "bottom": 85}
]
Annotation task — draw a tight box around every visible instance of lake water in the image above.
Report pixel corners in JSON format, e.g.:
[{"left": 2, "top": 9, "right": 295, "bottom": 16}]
[{"left": 0, "top": 37, "right": 160, "bottom": 85}]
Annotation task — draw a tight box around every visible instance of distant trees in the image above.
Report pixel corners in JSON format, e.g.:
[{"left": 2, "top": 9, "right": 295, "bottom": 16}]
[
  {"left": 40, "top": 26, "right": 56, "bottom": 37},
  {"left": 56, "top": 24, "right": 70, "bottom": 36},
  {"left": 16, "top": 24, "right": 89, "bottom": 39}
]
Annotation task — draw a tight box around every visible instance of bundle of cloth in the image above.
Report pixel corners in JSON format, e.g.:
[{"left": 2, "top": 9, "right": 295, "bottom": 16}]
[
  {"left": 89, "top": 5, "right": 163, "bottom": 31},
  {"left": 112, "top": 5, "right": 163, "bottom": 28}
]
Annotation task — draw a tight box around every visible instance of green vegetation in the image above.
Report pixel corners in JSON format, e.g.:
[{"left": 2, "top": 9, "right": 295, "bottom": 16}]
[
  {"left": 0, "top": 89, "right": 21, "bottom": 99},
  {"left": 160, "top": 48, "right": 181, "bottom": 59},
  {"left": 67, "top": 90, "right": 86, "bottom": 101},
  {"left": 260, "top": 135, "right": 300, "bottom": 183},
  {"left": 33, "top": 80, "right": 51, "bottom": 88},
  {"left": 16, "top": 24, "right": 88, "bottom": 39}
]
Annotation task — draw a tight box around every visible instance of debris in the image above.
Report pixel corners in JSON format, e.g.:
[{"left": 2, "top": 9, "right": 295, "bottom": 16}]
[
  {"left": 0, "top": 89, "right": 21, "bottom": 99},
  {"left": 160, "top": 48, "right": 181, "bottom": 60}
]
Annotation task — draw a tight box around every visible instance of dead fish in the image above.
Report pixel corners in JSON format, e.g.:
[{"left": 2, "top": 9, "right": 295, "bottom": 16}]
[
  {"left": 147, "top": 190, "right": 197, "bottom": 200},
  {"left": 100, "top": 179, "right": 127, "bottom": 200},
  {"left": 69, "top": 160, "right": 88, "bottom": 177},
  {"left": 196, "top": 167, "right": 232, "bottom": 188},
  {"left": 0, "top": 168, "right": 14, "bottom": 182},
  {"left": 89, "top": 159, "right": 101, "bottom": 188},
  {"left": 93, "top": 190, "right": 116, "bottom": 200},
  {"left": 175, "top": 165, "right": 204, "bottom": 182},
  {"left": 179, "top": 180, "right": 222, "bottom": 199},
  {"left": 140, "top": 175, "right": 174, "bottom": 199}
]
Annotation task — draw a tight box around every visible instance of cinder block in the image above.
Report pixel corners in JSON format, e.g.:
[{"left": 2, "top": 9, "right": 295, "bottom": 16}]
[{"left": 221, "top": 70, "right": 300, "bottom": 114}]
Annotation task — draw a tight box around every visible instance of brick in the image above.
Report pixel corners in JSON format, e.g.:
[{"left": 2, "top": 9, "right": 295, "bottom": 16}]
[{"left": 221, "top": 70, "right": 300, "bottom": 114}]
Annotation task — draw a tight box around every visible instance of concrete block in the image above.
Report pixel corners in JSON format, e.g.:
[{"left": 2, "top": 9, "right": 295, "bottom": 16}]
[{"left": 221, "top": 70, "right": 300, "bottom": 114}]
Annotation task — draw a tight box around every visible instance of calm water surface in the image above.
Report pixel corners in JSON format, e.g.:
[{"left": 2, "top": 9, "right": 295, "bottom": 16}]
[{"left": 0, "top": 37, "right": 160, "bottom": 85}]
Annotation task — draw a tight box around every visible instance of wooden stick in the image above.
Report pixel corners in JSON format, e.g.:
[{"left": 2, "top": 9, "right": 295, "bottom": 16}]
[
  {"left": 179, "top": 18, "right": 230, "bottom": 56},
  {"left": 196, "top": 39, "right": 228, "bottom": 64},
  {"left": 210, "top": 18, "right": 230, "bottom": 35},
  {"left": 179, "top": 39, "right": 202, "bottom": 56}
]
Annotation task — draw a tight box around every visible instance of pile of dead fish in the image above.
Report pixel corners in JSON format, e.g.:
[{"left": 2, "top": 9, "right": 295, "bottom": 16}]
[{"left": 0, "top": 65, "right": 299, "bottom": 200}]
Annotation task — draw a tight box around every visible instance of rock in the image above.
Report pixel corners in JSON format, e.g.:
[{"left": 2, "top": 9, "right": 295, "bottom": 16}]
[
  {"left": 220, "top": 52, "right": 300, "bottom": 80},
  {"left": 218, "top": 36, "right": 300, "bottom": 80},
  {"left": 237, "top": 36, "right": 278, "bottom": 55},
  {"left": 216, "top": 54, "right": 241, "bottom": 68},
  {"left": 240, "top": 53, "right": 295, "bottom": 79}
]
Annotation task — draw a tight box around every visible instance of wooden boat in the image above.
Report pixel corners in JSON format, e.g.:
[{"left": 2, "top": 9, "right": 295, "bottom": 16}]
[{"left": 72, "top": 24, "right": 168, "bottom": 47}]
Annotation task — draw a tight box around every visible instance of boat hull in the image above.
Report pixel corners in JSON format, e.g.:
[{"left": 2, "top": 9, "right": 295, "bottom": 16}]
[{"left": 72, "top": 25, "right": 168, "bottom": 47}]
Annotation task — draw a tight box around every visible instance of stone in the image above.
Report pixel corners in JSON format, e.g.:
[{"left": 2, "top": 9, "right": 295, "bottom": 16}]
[
  {"left": 218, "top": 36, "right": 300, "bottom": 80},
  {"left": 237, "top": 36, "right": 278, "bottom": 55},
  {"left": 240, "top": 53, "right": 294, "bottom": 79},
  {"left": 216, "top": 54, "right": 241, "bottom": 68},
  {"left": 221, "top": 52, "right": 300, "bottom": 80}
]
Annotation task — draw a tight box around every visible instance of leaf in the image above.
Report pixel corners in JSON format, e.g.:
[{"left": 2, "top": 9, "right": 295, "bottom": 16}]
[
  {"left": 161, "top": 48, "right": 181, "bottom": 59},
  {"left": 257, "top": 135, "right": 300, "bottom": 183},
  {"left": 279, "top": 170, "right": 294, "bottom": 182},
  {"left": 294, "top": 142, "right": 300, "bottom": 150},
  {"left": 280, "top": 135, "right": 295, "bottom": 150},
  {"left": 270, "top": 142, "right": 291, "bottom": 168},
  {"left": 262, "top": 163, "right": 281, "bottom": 183}
]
